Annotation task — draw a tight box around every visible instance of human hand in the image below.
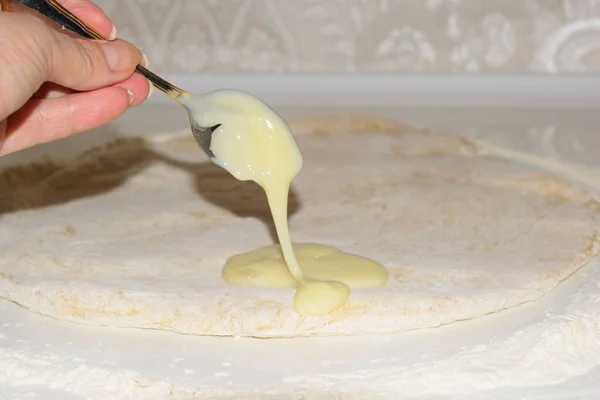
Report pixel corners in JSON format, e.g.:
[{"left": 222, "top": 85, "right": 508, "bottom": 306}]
[{"left": 0, "top": 0, "right": 152, "bottom": 156}]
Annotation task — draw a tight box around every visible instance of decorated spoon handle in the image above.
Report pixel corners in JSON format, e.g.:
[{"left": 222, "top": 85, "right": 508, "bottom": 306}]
[{"left": 1, "top": 0, "right": 185, "bottom": 100}]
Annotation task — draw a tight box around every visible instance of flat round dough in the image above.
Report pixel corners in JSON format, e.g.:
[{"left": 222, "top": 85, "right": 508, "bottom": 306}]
[{"left": 0, "top": 115, "right": 598, "bottom": 338}]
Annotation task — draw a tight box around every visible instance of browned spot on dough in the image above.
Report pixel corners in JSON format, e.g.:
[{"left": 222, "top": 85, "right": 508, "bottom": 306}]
[
  {"left": 391, "top": 266, "right": 414, "bottom": 280},
  {"left": 458, "top": 136, "right": 478, "bottom": 153},
  {"left": 63, "top": 225, "right": 77, "bottom": 236},
  {"left": 60, "top": 301, "right": 140, "bottom": 319},
  {"left": 502, "top": 174, "right": 581, "bottom": 202},
  {"left": 56, "top": 292, "right": 141, "bottom": 319},
  {"left": 327, "top": 301, "right": 369, "bottom": 323},
  {"left": 256, "top": 323, "right": 274, "bottom": 332},
  {"left": 160, "top": 309, "right": 185, "bottom": 330},
  {"left": 288, "top": 113, "right": 411, "bottom": 136},
  {"left": 585, "top": 198, "right": 600, "bottom": 212},
  {"left": 428, "top": 295, "right": 459, "bottom": 314},
  {"left": 156, "top": 315, "right": 176, "bottom": 329},
  {"left": 539, "top": 231, "right": 599, "bottom": 284},
  {"left": 414, "top": 141, "right": 476, "bottom": 157}
]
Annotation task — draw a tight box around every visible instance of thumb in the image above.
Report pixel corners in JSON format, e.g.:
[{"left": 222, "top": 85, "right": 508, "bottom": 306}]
[
  {"left": 0, "top": 13, "right": 141, "bottom": 116},
  {"left": 46, "top": 26, "right": 143, "bottom": 91}
]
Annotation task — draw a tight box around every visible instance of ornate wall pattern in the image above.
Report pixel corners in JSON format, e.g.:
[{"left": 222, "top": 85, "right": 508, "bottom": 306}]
[{"left": 95, "top": 0, "right": 600, "bottom": 74}]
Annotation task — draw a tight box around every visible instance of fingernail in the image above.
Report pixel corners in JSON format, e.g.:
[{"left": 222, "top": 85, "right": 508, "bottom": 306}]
[
  {"left": 100, "top": 43, "right": 121, "bottom": 71},
  {"left": 127, "top": 89, "right": 134, "bottom": 105},
  {"left": 141, "top": 52, "right": 150, "bottom": 68},
  {"left": 146, "top": 82, "right": 154, "bottom": 99},
  {"left": 108, "top": 24, "right": 118, "bottom": 40}
]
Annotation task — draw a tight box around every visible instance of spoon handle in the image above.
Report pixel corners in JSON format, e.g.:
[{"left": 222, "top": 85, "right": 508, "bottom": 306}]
[{"left": 2, "top": 0, "right": 186, "bottom": 101}]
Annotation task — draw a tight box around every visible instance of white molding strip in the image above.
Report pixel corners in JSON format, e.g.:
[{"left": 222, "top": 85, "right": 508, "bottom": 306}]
[{"left": 145, "top": 74, "right": 600, "bottom": 109}]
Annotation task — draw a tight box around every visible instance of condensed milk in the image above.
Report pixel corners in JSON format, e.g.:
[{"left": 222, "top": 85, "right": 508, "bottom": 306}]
[{"left": 185, "top": 90, "right": 388, "bottom": 316}]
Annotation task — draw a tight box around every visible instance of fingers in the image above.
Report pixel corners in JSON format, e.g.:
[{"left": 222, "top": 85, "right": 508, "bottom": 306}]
[
  {"left": 34, "top": 73, "right": 150, "bottom": 106},
  {"left": 113, "top": 73, "right": 151, "bottom": 107},
  {"left": 51, "top": 0, "right": 154, "bottom": 93},
  {"left": 0, "top": 3, "right": 153, "bottom": 157},
  {"left": 47, "top": 35, "right": 142, "bottom": 91},
  {"left": 56, "top": 0, "right": 116, "bottom": 39},
  {"left": 0, "top": 87, "right": 131, "bottom": 156},
  {"left": 0, "top": 13, "right": 141, "bottom": 118}
]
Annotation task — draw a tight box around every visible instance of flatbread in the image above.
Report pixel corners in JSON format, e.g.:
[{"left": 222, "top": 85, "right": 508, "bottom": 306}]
[{"left": 0, "top": 115, "right": 598, "bottom": 338}]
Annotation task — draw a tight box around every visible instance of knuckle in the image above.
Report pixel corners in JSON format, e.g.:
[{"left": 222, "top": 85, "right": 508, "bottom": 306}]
[
  {"left": 50, "top": 36, "right": 103, "bottom": 87},
  {"left": 2, "top": 14, "right": 51, "bottom": 77},
  {"left": 36, "top": 96, "right": 76, "bottom": 143},
  {"left": 77, "top": 42, "right": 102, "bottom": 77}
]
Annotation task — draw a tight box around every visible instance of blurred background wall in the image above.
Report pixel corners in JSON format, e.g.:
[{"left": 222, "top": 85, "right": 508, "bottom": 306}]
[{"left": 95, "top": 0, "right": 600, "bottom": 74}]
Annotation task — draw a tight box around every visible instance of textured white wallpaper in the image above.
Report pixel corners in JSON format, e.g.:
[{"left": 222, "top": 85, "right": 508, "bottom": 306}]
[{"left": 95, "top": 0, "right": 600, "bottom": 74}]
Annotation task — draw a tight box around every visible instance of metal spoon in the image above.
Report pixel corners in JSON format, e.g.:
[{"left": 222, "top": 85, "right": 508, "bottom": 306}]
[{"left": 1, "top": 0, "right": 219, "bottom": 158}]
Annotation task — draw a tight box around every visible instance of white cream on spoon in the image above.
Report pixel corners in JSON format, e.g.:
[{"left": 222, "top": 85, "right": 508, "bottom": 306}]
[{"left": 182, "top": 90, "right": 387, "bottom": 316}]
